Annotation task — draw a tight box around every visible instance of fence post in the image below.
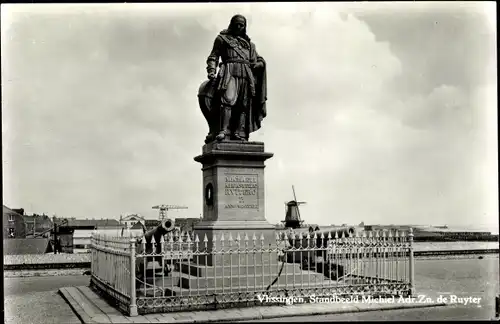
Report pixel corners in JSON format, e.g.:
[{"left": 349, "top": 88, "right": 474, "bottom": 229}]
[
  {"left": 129, "top": 238, "right": 138, "bottom": 317},
  {"left": 408, "top": 228, "right": 415, "bottom": 296}
]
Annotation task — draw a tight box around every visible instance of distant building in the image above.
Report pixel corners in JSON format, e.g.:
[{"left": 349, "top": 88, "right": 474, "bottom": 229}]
[
  {"left": 3, "top": 205, "right": 26, "bottom": 239},
  {"left": 24, "top": 214, "right": 53, "bottom": 237},
  {"left": 54, "top": 217, "right": 121, "bottom": 253},
  {"left": 120, "top": 214, "right": 145, "bottom": 228},
  {"left": 144, "top": 219, "right": 161, "bottom": 230},
  {"left": 175, "top": 218, "right": 201, "bottom": 233},
  {"left": 56, "top": 226, "right": 75, "bottom": 254},
  {"left": 130, "top": 222, "right": 145, "bottom": 231},
  {"left": 55, "top": 217, "right": 120, "bottom": 229},
  {"left": 71, "top": 225, "right": 144, "bottom": 253}
]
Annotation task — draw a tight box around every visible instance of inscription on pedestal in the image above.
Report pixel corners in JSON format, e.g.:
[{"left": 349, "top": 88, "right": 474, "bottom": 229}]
[{"left": 224, "top": 173, "right": 259, "bottom": 209}]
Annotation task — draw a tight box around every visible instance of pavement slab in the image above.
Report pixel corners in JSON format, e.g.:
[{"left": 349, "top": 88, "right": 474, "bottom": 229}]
[{"left": 59, "top": 286, "right": 451, "bottom": 323}]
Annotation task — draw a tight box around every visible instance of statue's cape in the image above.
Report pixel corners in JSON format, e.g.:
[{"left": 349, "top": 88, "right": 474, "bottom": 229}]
[{"left": 248, "top": 55, "right": 267, "bottom": 134}]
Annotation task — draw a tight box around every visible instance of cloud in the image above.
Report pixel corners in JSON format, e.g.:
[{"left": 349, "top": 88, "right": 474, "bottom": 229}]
[
  {"left": 2, "top": 3, "right": 497, "bottom": 230},
  {"left": 354, "top": 2, "right": 496, "bottom": 96}
]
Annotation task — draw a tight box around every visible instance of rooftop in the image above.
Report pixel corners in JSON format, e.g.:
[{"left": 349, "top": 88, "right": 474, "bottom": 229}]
[
  {"left": 3, "top": 205, "right": 23, "bottom": 217},
  {"left": 3, "top": 238, "right": 53, "bottom": 255},
  {"left": 55, "top": 218, "right": 120, "bottom": 228}
]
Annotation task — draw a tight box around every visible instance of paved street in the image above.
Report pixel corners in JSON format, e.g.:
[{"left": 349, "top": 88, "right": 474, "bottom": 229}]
[
  {"left": 4, "top": 275, "right": 90, "bottom": 324},
  {"left": 5, "top": 274, "right": 90, "bottom": 296}
]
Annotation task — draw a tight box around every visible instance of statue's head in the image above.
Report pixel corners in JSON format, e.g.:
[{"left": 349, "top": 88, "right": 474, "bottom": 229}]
[{"left": 228, "top": 14, "right": 247, "bottom": 37}]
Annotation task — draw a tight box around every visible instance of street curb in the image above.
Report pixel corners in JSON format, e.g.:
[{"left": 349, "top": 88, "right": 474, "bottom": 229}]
[
  {"left": 59, "top": 286, "right": 450, "bottom": 323},
  {"left": 59, "top": 287, "right": 97, "bottom": 324}
]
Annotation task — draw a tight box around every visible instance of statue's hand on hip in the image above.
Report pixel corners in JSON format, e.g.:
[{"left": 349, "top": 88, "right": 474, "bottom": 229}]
[{"left": 252, "top": 62, "right": 264, "bottom": 70}]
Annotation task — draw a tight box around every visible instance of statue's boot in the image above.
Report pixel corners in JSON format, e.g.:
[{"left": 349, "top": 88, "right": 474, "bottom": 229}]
[
  {"left": 232, "top": 112, "right": 247, "bottom": 141},
  {"left": 216, "top": 132, "right": 226, "bottom": 141},
  {"left": 216, "top": 106, "right": 232, "bottom": 141},
  {"left": 205, "top": 133, "right": 215, "bottom": 143}
]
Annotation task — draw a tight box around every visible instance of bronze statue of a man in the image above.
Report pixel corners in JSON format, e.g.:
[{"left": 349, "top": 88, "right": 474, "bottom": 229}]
[{"left": 198, "top": 14, "right": 267, "bottom": 143}]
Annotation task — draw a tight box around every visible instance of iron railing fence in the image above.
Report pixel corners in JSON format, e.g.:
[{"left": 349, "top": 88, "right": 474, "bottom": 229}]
[{"left": 90, "top": 228, "right": 414, "bottom": 316}]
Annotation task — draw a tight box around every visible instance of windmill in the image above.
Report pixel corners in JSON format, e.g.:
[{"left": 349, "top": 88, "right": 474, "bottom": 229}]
[{"left": 281, "top": 185, "right": 307, "bottom": 229}]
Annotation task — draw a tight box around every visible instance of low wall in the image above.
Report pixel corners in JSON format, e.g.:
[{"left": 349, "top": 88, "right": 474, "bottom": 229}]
[
  {"left": 4, "top": 253, "right": 91, "bottom": 265},
  {"left": 4, "top": 269, "right": 89, "bottom": 278}
]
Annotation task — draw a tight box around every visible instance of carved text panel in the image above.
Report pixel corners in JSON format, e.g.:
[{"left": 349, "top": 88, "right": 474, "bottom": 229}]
[{"left": 223, "top": 173, "right": 259, "bottom": 209}]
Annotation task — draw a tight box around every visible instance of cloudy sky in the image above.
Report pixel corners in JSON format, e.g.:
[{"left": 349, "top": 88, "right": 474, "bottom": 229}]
[{"left": 2, "top": 2, "right": 497, "bottom": 229}]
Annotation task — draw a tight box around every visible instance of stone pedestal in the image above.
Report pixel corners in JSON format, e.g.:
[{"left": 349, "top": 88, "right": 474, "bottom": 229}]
[
  {"left": 155, "top": 140, "right": 330, "bottom": 297},
  {"left": 192, "top": 141, "right": 276, "bottom": 266}
]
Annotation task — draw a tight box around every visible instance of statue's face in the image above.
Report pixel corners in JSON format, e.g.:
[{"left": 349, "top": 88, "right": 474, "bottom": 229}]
[{"left": 231, "top": 17, "right": 246, "bottom": 36}]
